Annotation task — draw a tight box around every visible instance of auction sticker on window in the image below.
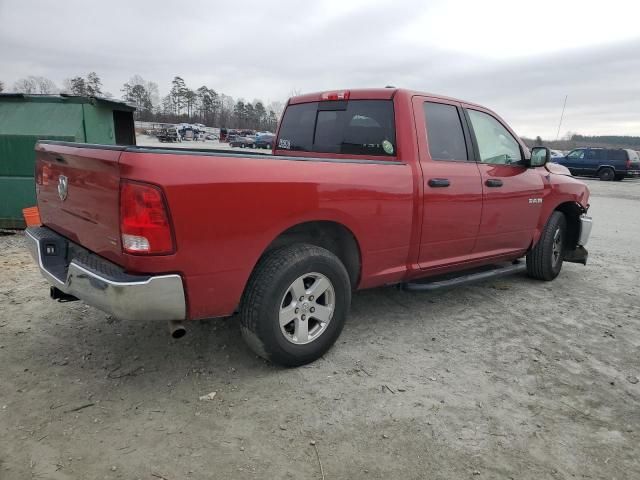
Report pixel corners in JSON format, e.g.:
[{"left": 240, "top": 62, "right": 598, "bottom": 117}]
[
  {"left": 278, "top": 139, "right": 291, "bottom": 150},
  {"left": 382, "top": 140, "right": 394, "bottom": 155}
]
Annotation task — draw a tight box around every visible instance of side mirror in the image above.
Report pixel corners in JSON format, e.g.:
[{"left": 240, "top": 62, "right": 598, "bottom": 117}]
[{"left": 530, "top": 146, "right": 550, "bottom": 167}]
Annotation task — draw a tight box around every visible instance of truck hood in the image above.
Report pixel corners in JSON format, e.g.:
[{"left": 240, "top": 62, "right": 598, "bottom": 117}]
[{"left": 545, "top": 162, "right": 572, "bottom": 176}]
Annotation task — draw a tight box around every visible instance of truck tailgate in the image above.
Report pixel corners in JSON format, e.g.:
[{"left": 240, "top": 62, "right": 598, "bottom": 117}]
[{"left": 35, "top": 142, "right": 125, "bottom": 264}]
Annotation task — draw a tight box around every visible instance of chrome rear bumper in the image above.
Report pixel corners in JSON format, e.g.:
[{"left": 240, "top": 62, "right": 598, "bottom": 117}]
[{"left": 25, "top": 227, "right": 186, "bottom": 321}]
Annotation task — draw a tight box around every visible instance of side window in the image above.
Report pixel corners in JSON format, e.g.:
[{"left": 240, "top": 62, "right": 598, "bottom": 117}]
[
  {"left": 567, "top": 149, "right": 585, "bottom": 160},
  {"left": 423, "top": 102, "right": 468, "bottom": 161},
  {"left": 467, "top": 110, "right": 522, "bottom": 165},
  {"left": 610, "top": 150, "right": 627, "bottom": 162},
  {"left": 586, "top": 150, "right": 602, "bottom": 161}
]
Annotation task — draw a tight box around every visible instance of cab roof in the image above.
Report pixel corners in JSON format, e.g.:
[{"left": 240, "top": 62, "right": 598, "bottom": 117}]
[{"left": 287, "top": 88, "right": 484, "bottom": 109}]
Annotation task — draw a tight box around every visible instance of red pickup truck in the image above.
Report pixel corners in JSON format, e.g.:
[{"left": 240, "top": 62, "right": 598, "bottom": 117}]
[{"left": 26, "top": 88, "right": 592, "bottom": 366}]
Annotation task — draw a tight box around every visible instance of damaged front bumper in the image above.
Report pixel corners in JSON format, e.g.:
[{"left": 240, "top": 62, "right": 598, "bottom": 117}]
[{"left": 565, "top": 214, "right": 592, "bottom": 265}]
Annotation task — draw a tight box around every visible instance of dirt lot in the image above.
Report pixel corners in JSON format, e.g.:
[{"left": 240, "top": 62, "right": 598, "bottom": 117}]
[{"left": 1, "top": 178, "right": 639, "bottom": 480}]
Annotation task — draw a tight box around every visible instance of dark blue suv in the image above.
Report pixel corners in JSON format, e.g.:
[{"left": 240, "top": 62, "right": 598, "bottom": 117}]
[{"left": 555, "top": 148, "right": 640, "bottom": 181}]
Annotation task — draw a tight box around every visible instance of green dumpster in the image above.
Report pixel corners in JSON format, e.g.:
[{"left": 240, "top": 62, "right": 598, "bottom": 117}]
[{"left": 0, "top": 94, "right": 135, "bottom": 228}]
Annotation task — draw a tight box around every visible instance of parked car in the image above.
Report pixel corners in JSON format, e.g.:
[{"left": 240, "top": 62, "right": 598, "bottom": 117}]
[
  {"left": 554, "top": 147, "right": 640, "bottom": 181},
  {"left": 229, "top": 136, "right": 255, "bottom": 148},
  {"left": 155, "top": 127, "right": 181, "bottom": 143},
  {"left": 254, "top": 134, "right": 275, "bottom": 149},
  {"left": 550, "top": 149, "right": 565, "bottom": 160},
  {"left": 27, "top": 88, "right": 592, "bottom": 366}
]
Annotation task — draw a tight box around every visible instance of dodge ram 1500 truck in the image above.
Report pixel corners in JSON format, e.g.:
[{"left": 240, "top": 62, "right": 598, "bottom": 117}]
[{"left": 26, "top": 88, "right": 593, "bottom": 366}]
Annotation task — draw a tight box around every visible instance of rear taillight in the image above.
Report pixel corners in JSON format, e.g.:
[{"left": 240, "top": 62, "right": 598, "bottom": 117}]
[
  {"left": 120, "top": 181, "right": 174, "bottom": 255},
  {"left": 626, "top": 159, "right": 631, "bottom": 168},
  {"left": 35, "top": 163, "right": 51, "bottom": 185}
]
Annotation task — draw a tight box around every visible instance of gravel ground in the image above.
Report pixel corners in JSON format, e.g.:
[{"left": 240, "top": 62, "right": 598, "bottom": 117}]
[{"left": 1, "top": 178, "right": 639, "bottom": 480}]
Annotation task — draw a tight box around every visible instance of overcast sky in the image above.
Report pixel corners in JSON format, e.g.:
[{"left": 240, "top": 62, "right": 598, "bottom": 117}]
[{"left": 1, "top": 0, "right": 639, "bottom": 138}]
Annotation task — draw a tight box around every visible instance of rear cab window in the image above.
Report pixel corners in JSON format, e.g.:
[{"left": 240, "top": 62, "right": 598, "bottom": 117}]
[{"left": 276, "top": 100, "right": 396, "bottom": 158}]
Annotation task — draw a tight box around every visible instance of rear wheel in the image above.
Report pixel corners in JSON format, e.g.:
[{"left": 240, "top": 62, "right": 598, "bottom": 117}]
[
  {"left": 526, "top": 211, "right": 567, "bottom": 281},
  {"left": 240, "top": 244, "right": 351, "bottom": 366},
  {"left": 599, "top": 167, "right": 615, "bottom": 181}
]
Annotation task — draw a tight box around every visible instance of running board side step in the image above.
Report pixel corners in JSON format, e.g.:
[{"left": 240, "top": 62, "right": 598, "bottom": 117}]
[{"left": 402, "top": 263, "right": 526, "bottom": 291}]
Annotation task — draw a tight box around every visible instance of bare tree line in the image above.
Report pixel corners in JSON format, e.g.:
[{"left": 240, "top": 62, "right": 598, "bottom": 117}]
[{"left": 5, "top": 72, "right": 283, "bottom": 130}]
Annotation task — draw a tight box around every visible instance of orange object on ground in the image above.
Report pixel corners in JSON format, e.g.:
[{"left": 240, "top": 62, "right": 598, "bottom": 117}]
[{"left": 22, "top": 206, "right": 41, "bottom": 227}]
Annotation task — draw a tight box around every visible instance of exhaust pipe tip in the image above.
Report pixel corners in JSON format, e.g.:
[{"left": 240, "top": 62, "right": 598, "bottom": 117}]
[{"left": 168, "top": 320, "right": 186, "bottom": 339}]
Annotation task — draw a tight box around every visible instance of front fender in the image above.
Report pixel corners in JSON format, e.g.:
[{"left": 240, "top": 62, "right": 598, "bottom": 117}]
[{"left": 531, "top": 175, "right": 590, "bottom": 247}]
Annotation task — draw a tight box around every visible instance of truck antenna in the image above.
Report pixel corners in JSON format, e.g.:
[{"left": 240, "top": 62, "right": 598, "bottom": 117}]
[{"left": 555, "top": 95, "right": 568, "bottom": 141}]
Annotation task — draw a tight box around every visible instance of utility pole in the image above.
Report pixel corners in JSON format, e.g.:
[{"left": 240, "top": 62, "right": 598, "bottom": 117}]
[{"left": 555, "top": 95, "right": 568, "bottom": 141}]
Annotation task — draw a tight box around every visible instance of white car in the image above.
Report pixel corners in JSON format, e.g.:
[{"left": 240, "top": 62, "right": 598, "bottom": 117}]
[{"left": 550, "top": 149, "right": 565, "bottom": 161}]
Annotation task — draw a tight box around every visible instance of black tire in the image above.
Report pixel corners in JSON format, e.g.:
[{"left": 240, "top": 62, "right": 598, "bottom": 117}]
[
  {"left": 240, "top": 244, "right": 351, "bottom": 366},
  {"left": 526, "top": 211, "right": 567, "bottom": 281},
  {"left": 614, "top": 175, "right": 624, "bottom": 181},
  {"left": 599, "top": 167, "right": 615, "bottom": 181}
]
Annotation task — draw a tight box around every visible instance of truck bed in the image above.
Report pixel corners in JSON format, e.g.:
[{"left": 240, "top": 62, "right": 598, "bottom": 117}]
[{"left": 35, "top": 140, "right": 414, "bottom": 319}]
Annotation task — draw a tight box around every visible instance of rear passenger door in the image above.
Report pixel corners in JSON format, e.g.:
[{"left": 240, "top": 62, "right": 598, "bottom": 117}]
[
  {"left": 413, "top": 97, "right": 483, "bottom": 269},
  {"left": 583, "top": 149, "right": 603, "bottom": 175}
]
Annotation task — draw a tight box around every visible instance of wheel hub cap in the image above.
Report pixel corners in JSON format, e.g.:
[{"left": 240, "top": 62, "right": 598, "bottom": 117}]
[
  {"left": 552, "top": 228, "right": 562, "bottom": 266},
  {"left": 279, "top": 272, "right": 335, "bottom": 345}
]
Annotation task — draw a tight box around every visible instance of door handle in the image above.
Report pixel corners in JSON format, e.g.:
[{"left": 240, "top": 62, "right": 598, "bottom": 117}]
[
  {"left": 485, "top": 179, "right": 503, "bottom": 187},
  {"left": 428, "top": 178, "right": 450, "bottom": 188}
]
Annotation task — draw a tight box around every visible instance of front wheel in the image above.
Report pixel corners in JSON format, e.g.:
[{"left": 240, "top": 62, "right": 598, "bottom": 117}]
[
  {"left": 526, "top": 211, "right": 566, "bottom": 281},
  {"left": 240, "top": 244, "right": 351, "bottom": 366}
]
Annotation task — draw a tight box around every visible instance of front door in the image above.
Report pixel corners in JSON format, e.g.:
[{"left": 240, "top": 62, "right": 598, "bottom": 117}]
[
  {"left": 561, "top": 149, "right": 585, "bottom": 175},
  {"left": 413, "top": 97, "right": 483, "bottom": 269},
  {"left": 464, "top": 107, "right": 545, "bottom": 256}
]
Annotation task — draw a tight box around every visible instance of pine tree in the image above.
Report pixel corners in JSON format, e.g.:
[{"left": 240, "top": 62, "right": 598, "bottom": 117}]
[{"left": 86, "top": 72, "right": 103, "bottom": 96}]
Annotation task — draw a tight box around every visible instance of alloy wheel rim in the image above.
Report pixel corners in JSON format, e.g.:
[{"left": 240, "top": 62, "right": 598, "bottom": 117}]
[
  {"left": 552, "top": 228, "right": 563, "bottom": 267},
  {"left": 279, "top": 272, "right": 335, "bottom": 345}
]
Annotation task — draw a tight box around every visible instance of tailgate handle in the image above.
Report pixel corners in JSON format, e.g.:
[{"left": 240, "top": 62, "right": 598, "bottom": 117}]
[
  {"left": 428, "top": 178, "right": 450, "bottom": 188},
  {"left": 54, "top": 156, "right": 66, "bottom": 163}
]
